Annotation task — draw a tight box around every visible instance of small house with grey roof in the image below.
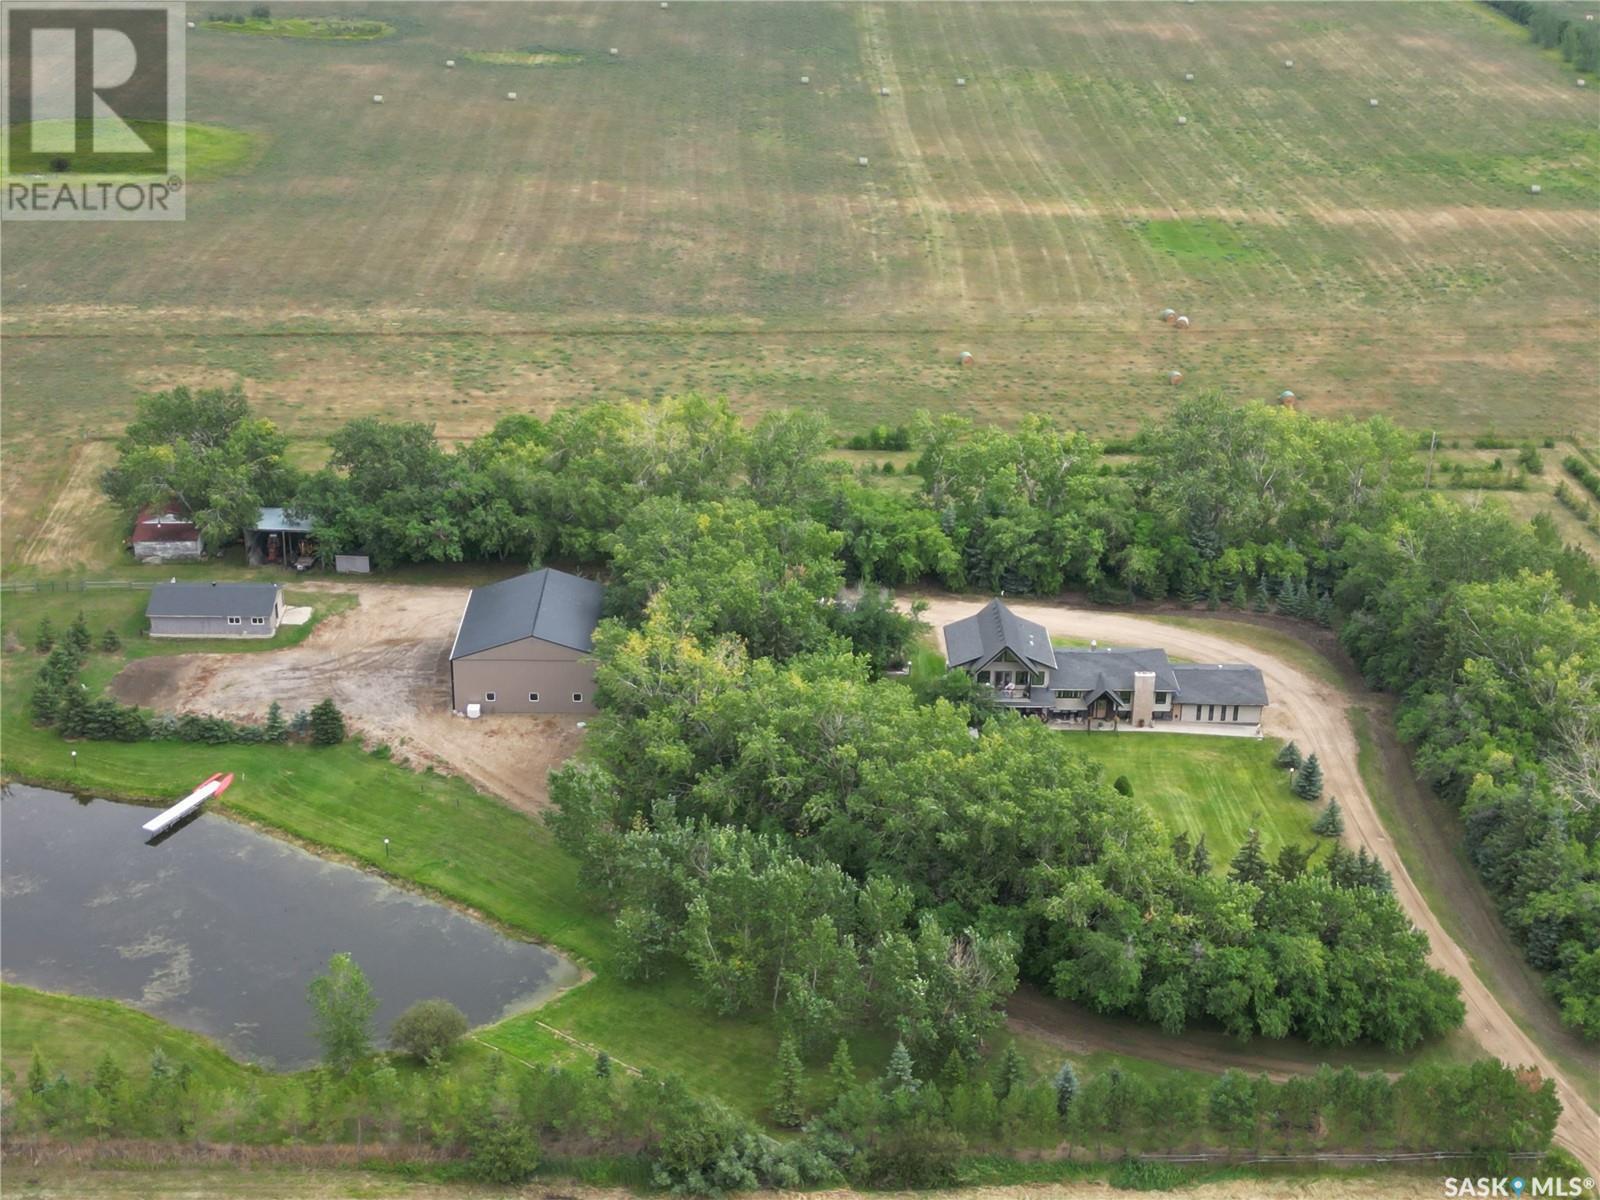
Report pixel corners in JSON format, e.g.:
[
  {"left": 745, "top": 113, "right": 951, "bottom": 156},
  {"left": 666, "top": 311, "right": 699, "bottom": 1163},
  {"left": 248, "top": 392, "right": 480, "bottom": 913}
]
[
  {"left": 449, "top": 568, "right": 604, "bottom": 715},
  {"left": 146, "top": 581, "right": 285, "bottom": 638},
  {"left": 943, "top": 599, "right": 1267, "bottom": 728}
]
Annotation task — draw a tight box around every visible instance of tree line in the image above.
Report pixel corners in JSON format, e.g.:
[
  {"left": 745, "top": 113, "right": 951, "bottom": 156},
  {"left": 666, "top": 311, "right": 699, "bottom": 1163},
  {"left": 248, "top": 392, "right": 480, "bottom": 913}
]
[
  {"left": 1484, "top": 1, "right": 1600, "bottom": 72},
  {"left": 101, "top": 387, "right": 1599, "bottom": 1038}
]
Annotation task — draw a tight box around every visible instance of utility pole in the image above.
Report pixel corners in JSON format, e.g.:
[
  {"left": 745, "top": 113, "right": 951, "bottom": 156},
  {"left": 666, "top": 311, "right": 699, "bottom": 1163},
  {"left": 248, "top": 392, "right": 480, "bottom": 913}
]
[{"left": 1425, "top": 431, "right": 1438, "bottom": 490}]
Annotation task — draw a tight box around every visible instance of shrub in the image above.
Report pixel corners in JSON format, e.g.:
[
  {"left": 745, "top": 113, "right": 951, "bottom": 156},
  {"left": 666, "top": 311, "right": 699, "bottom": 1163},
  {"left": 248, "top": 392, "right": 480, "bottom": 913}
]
[
  {"left": 98, "top": 628, "right": 122, "bottom": 653},
  {"left": 34, "top": 618, "right": 55, "bottom": 653},
  {"left": 389, "top": 998, "right": 468, "bottom": 1062},
  {"left": 1112, "top": 775, "right": 1133, "bottom": 797},
  {"left": 463, "top": 1112, "right": 541, "bottom": 1183},
  {"left": 249, "top": 3, "right": 270, "bottom": 18}
]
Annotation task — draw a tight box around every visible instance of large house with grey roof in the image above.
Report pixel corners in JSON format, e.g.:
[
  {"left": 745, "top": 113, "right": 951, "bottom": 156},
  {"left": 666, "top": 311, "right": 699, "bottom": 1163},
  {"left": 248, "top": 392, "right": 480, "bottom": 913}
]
[
  {"left": 449, "top": 568, "right": 604, "bottom": 715},
  {"left": 146, "top": 581, "right": 284, "bottom": 638},
  {"left": 943, "top": 599, "right": 1267, "bottom": 728}
]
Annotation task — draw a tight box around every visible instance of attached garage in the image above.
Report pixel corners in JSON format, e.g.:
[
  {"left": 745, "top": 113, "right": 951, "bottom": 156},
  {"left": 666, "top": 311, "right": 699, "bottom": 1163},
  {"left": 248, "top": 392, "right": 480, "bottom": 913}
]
[{"left": 449, "top": 569, "right": 604, "bottom": 715}]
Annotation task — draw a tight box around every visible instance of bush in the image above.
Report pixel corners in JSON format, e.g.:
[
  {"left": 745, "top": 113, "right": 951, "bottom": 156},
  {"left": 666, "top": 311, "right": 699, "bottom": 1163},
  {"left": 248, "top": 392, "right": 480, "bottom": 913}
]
[
  {"left": 98, "top": 628, "right": 122, "bottom": 653},
  {"left": 1112, "top": 775, "right": 1133, "bottom": 797},
  {"left": 463, "top": 1112, "right": 541, "bottom": 1183},
  {"left": 389, "top": 998, "right": 468, "bottom": 1062},
  {"left": 249, "top": 3, "right": 270, "bottom": 18},
  {"left": 34, "top": 618, "right": 54, "bottom": 653}
]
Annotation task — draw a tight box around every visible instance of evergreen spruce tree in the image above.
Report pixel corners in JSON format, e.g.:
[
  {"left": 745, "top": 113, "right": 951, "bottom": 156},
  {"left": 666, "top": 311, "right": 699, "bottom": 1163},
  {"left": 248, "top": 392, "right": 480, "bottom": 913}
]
[
  {"left": 939, "top": 1047, "right": 969, "bottom": 1091},
  {"left": 769, "top": 1034, "right": 805, "bottom": 1127},
  {"left": 1228, "top": 828, "right": 1270, "bottom": 886},
  {"left": 1278, "top": 573, "right": 1301, "bottom": 616},
  {"left": 1252, "top": 577, "right": 1272, "bottom": 613},
  {"left": 1274, "top": 740, "right": 1303, "bottom": 770},
  {"left": 993, "top": 1042, "right": 1026, "bottom": 1101},
  {"left": 30, "top": 678, "right": 62, "bottom": 726},
  {"left": 1230, "top": 581, "right": 1249, "bottom": 610},
  {"left": 594, "top": 1051, "right": 611, "bottom": 1078},
  {"left": 1206, "top": 585, "right": 1220, "bottom": 612},
  {"left": 1175, "top": 578, "right": 1200, "bottom": 608},
  {"left": 98, "top": 627, "right": 121, "bottom": 653},
  {"left": 27, "top": 1049, "right": 47, "bottom": 1095},
  {"left": 264, "top": 700, "right": 288, "bottom": 742},
  {"left": 1314, "top": 591, "right": 1335, "bottom": 628},
  {"left": 827, "top": 1038, "right": 857, "bottom": 1105},
  {"left": 1292, "top": 753, "right": 1324, "bottom": 801},
  {"left": 1311, "top": 798, "right": 1345, "bottom": 838},
  {"left": 1052, "top": 1061, "right": 1079, "bottom": 1117},
  {"left": 1189, "top": 834, "right": 1212, "bottom": 876},
  {"left": 885, "top": 1039, "right": 918, "bottom": 1093},
  {"left": 1170, "top": 829, "right": 1193, "bottom": 866},
  {"left": 309, "top": 697, "right": 346, "bottom": 745},
  {"left": 34, "top": 618, "right": 54, "bottom": 653},
  {"left": 66, "top": 611, "right": 92, "bottom": 654}
]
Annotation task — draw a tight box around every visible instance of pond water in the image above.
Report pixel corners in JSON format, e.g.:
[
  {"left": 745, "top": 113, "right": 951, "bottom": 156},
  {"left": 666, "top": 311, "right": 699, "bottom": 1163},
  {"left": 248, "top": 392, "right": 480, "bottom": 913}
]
[{"left": 1, "top": 784, "right": 579, "bottom": 1068}]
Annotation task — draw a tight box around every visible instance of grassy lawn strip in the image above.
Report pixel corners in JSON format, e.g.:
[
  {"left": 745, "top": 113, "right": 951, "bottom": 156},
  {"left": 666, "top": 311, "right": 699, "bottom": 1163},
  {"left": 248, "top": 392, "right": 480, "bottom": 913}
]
[
  {"left": 202, "top": 16, "right": 392, "bottom": 39},
  {"left": 1058, "top": 731, "right": 1314, "bottom": 863},
  {"left": 0, "top": 122, "right": 260, "bottom": 181},
  {"left": 1, "top": 984, "right": 279, "bottom": 1095},
  {"left": 1148, "top": 614, "right": 1346, "bottom": 688}
]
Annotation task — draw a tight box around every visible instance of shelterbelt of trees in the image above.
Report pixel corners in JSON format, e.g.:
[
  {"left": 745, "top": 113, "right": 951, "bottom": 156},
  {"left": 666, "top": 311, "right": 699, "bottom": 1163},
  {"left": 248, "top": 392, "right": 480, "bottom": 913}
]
[{"left": 102, "top": 389, "right": 1600, "bottom": 1040}]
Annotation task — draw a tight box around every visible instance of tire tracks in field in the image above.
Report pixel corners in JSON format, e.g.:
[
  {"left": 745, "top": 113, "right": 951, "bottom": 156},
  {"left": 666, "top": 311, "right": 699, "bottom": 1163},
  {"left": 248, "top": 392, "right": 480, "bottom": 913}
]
[{"left": 857, "top": 3, "right": 967, "bottom": 307}]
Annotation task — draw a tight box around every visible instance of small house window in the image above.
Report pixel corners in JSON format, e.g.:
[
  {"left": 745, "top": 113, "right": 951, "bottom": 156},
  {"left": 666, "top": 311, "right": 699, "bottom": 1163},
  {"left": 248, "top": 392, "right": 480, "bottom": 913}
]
[
  {"left": 251, "top": 616, "right": 265, "bottom": 625},
  {"left": 227, "top": 616, "right": 241, "bottom": 625},
  {"left": 1154, "top": 691, "right": 1169, "bottom": 704},
  {"left": 485, "top": 692, "right": 497, "bottom": 702},
  {"left": 1116, "top": 690, "right": 1132, "bottom": 704},
  {"left": 1054, "top": 689, "right": 1084, "bottom": 700},
  {"left": 529, "top": 692, "right": 540, "bottom": 703},
  {"left": 1232, "top": 705, "right": 1240, "bottom": 721},
  {"left": 1207, "top": 705, "right": 1215, "bottom": 721},
  {"left": 572, "top": 692, "right": 583, "bottom": 703}
]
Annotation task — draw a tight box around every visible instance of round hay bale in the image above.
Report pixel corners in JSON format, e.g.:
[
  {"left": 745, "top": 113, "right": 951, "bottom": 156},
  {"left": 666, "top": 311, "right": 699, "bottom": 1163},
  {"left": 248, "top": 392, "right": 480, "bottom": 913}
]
[
  {"left": 1283, "top": 58, "right": 1294, "bottom": 68},
  {"left": 186, "top": 19, "right": 196, "bottom": 28},
  {"left": 800, "top": 74, "right": 810, "bottom": 84},
  {"left": 1530, "top": 183, "right": 1542, "bottom": 195},
  {"left": 958, "top": 351, "right": 975, "bottom": 366},
  {"left": 506, "top": 91, "right": 518, "bottom": 101},
  {"left": 1159, "top": 307, "right": 1176, "bottom": 322},
  {"left": 879, "top": 86, "right": 890, "bottom": 96},
  {"left": 1176, "top": 115, "right": 1188, "bottom": 126},
  {"left": 956, "top": 76, "right": 967, "bottom": 86},
  {"left": 1174, "top": 315, "right": 1191, "bottom": 329},
  {"left": 1183, "top": 71, "right": 1195, "bottom": 82},
  {"left": 1368, "top": 97, "right": 1379, "bottom": 107},
  {"left": 609, "top": 48, "right": 619, "bottom": 56},
  {"left": 1167, "top": 370, "right": 1184, "bottom": 385},
  {"left": 857, "top": 156, "right": 870, "bottom": 167},
  {"left": 445, "top": 59, "right": 456, "bottom": 67},
  {"left": 373, "top": 94, "right": 384, "bottom": 104},
  {"left": 661, "top": 1, "right": 669, "bottom": 7},
  {"left": 1278, "top": 389, "right": 1296, "bottom": 404},
  {"left": 1578, "top": 78, "right": 1588, "bottom": 87}
]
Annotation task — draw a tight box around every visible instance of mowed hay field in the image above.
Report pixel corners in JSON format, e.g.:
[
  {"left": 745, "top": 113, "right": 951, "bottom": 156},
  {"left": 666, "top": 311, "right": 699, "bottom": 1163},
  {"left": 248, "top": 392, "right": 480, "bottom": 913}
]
[{"left": 3, "top": 1, "right": 1598, "bottom": 567}]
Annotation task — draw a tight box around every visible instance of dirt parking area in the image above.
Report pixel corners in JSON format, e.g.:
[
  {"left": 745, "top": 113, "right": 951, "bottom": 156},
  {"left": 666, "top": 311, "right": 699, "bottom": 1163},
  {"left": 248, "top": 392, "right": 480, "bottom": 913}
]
[{"left": 108, "top": 584, "right": 582, "bottom": 814}]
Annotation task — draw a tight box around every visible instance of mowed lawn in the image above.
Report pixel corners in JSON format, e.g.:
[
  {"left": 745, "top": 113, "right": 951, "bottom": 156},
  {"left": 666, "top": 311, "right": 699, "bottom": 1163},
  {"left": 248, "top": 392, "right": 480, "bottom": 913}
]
[
  {"left": 1058, "top": 731, "right": 1317, "bottom": 863},
  {"left": 4, "top": 1, "right": 1598, "bottom": 572}
]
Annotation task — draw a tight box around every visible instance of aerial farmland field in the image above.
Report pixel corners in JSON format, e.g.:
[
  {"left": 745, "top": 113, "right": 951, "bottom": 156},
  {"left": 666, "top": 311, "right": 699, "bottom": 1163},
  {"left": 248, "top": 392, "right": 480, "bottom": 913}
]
[{"left": 3, "top": 1, "right": 1597, "bottom": 571}]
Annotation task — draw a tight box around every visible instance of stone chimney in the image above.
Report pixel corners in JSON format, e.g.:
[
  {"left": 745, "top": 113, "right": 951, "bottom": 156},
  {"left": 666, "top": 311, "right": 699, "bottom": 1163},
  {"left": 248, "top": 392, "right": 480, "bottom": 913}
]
[{"left": 1132, "top": 671, "right": 1156, "bottom": 727}]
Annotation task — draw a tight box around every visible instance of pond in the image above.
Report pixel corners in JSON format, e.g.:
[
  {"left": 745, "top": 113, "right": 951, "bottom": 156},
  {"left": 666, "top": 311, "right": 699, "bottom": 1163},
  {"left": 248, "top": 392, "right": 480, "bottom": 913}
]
[{"left": 0, "top": 784, "right": 580, "bottom": 1068}]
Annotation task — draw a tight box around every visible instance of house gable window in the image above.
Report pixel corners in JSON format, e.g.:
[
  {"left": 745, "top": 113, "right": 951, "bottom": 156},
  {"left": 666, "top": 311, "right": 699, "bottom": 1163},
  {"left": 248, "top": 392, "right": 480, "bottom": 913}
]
[
  {"left": 572, "top": 692, "right": 584, "bottom": 704},
  {"left": 485, "top": 692, "right": 497, "bottom": 702},
  {"left": 529, "top": 692, "right": 540, "bottom": 703},
  {"left": 251, "top": 616, "right": 265, "bottom": 625},
  {"left": 227, "top": 616, "right": 241, "bottom": 625}
]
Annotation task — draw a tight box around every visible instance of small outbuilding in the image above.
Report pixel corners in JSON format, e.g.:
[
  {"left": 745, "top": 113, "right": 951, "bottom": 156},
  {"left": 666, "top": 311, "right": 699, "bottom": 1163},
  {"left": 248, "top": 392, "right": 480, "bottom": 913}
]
[
  {"left": 449, "top": 568, "right": 604, "bottom": 715},
  {"left": 131, "top": 502, "right": 205, "bottom": 564},
  {"left": 250, "top": 507, "right": 315, "bottom": 569},
  {"left": 147, "top": 582, "right": 284, "bottom": 639},
  {"left": 334, "top": 552, "right": 372, "bottom": 574}
]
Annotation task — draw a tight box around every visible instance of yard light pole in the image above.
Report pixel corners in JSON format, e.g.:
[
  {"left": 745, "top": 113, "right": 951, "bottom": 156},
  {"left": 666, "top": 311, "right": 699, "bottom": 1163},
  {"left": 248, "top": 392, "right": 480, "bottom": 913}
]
[
  {"left": 70, "top": 750, "right": 77, "bottom": 769},
  {"left": 384, "top": 837, "right": 390, "bottom": 858}
]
